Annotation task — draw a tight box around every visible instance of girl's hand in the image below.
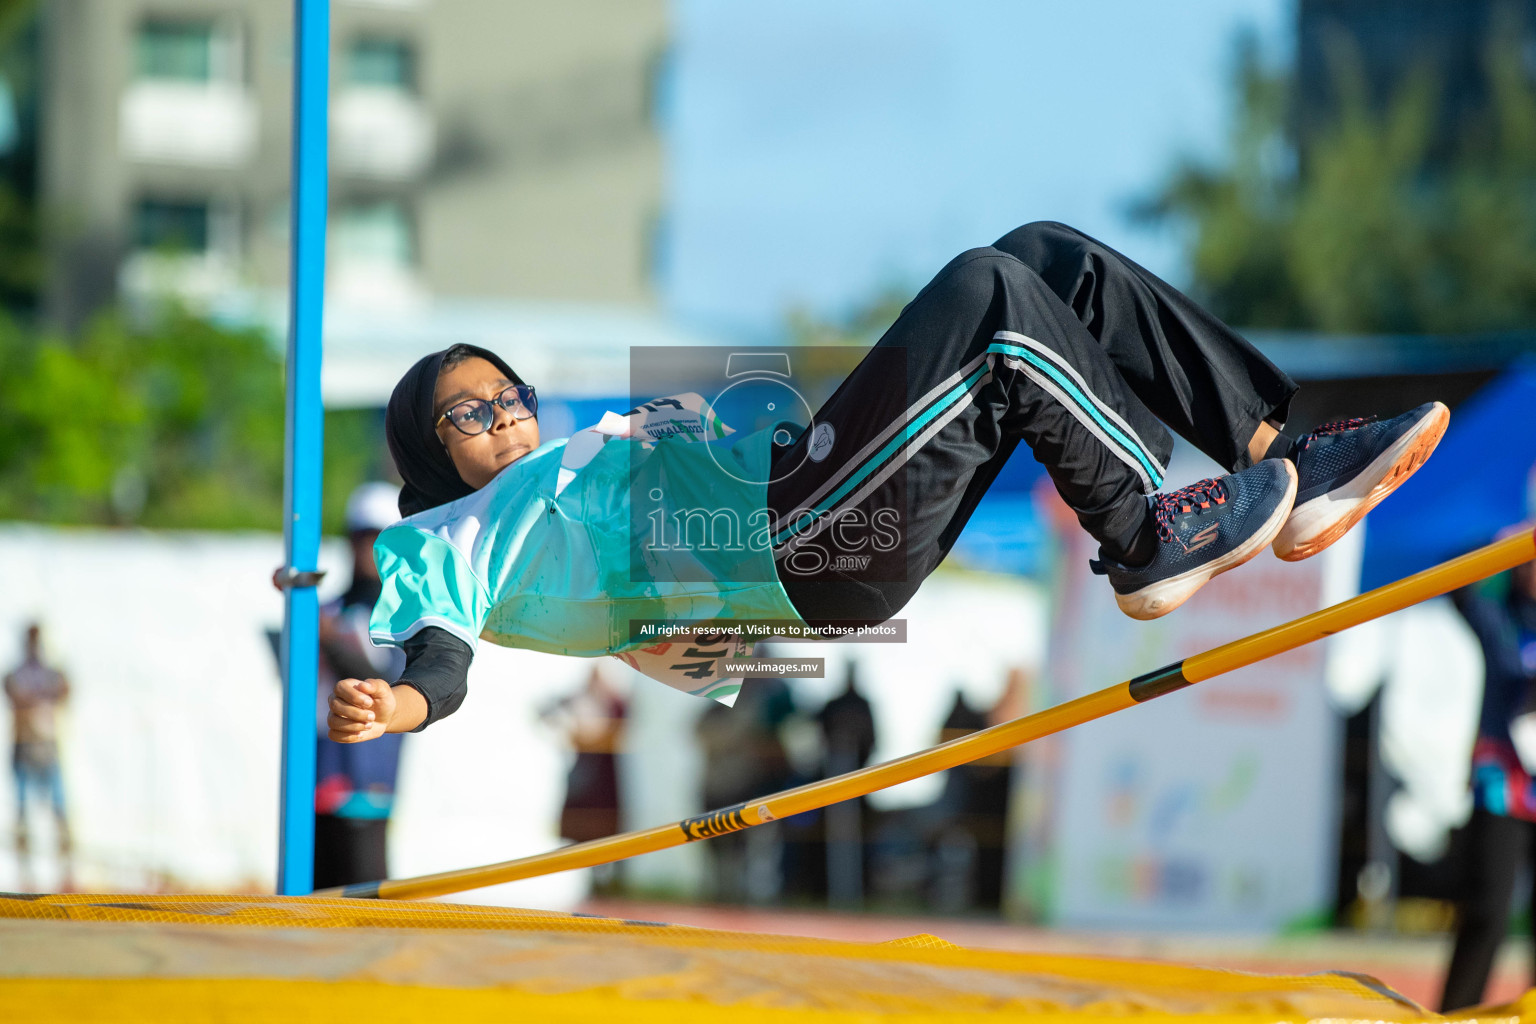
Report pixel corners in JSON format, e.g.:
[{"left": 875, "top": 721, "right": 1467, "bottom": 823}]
[{"left": 328, "top": 677, "right": 395, "bottom": 743}]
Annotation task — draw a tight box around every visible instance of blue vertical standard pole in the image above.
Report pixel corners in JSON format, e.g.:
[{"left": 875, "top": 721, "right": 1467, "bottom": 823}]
[{"left": 278, "top": 0, "right": 329, "bottom": 896}]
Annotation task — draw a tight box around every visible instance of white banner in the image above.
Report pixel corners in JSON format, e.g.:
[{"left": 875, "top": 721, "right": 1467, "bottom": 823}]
[
  {"left": 1037, "top": 527, "right": 1352, "bottom": 931},
  {"left": 0, "top": 524, "right": 588, "bottom": 908}
]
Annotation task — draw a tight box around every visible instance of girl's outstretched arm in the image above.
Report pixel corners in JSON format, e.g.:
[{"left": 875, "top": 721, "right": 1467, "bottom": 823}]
[{"left": 328, "top": 627, "right": 473, "bottom": 742}]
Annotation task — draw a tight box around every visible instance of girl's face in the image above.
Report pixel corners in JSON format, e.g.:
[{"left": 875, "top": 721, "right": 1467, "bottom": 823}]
[{"left": 433, "top": 356, "right": 541, "bottom": 490}]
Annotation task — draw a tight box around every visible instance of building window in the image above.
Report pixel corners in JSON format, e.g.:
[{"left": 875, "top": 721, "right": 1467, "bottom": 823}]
[
  {"left": 345, "top": 37, "right": 415, "bottom": 92},
  {"left": 333, "top": 37, "right": 433, "bottom": 179},
  {"left": 124, "top": 20, "right": 253, "bottom": 166},
  {"left": 136, "top": 21, "right": 212, "bottom": 81},
  {"left": 334, "top": 200, "right": 413, "bottom": 267},
  {"left": 331, "top": 198, "right": 424, "bottom": 307},
  {"left": 121, "top": 196, "right": 241, "bottom": 306},
  {"left": 134, "top": 198, "right": 210, "bottom": 254},
  {"left": 136, "top": 19, "right": 247, "bottom": 84}
]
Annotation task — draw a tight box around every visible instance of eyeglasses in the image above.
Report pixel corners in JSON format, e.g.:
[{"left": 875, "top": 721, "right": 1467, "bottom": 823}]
[{"left": 435, "top": 384, "right": 538, "bottom": 436}]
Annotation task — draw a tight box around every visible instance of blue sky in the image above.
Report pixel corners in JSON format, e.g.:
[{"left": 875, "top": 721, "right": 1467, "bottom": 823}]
[{"left": 659, "top": 0, "right": 1292, "bottom": 341}]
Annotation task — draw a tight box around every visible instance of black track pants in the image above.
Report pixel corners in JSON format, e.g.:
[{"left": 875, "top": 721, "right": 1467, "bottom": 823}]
[
  {"left": 313, "top": 813, "right": 388, "bottom": 890},
  {"left": 770, "top": 221, "right": 1297, "bottom": 627},
  {"left": 1440, "top": 808, "right": 1536, "bottom": 1012}
]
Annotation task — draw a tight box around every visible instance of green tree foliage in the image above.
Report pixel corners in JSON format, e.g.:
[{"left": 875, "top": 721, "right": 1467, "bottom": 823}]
[
  {"left": 0, "top": 312, "right": 390, "bottom": 532},
  {"left": 786, "top": 287, "right": 912, "bottom": 349},
  {"left": 1141, "top": 24, "right": 1536, "bottom": 334},
  {"left": 781, "top": 287, "right": 911, "bottom": 389}
]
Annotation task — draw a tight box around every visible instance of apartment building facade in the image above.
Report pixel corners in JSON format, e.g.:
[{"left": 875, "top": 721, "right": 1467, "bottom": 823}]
[{"left": 38, "top": 0, "right": 672, "bottom": 400}]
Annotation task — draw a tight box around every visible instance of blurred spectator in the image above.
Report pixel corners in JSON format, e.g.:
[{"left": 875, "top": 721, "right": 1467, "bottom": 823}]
[
  {"left": 817, "top": 661, "right": 876, "bottom": 907},
  {"left": 924, "top": 674, "right": 1023, "bottom": 913},
  {"left": 1440, "top": 549, "right": 1536, "bottom": 1011},
  {"left": 313, "top": 483, "right": 407, "bottom": 889},
  {"left": 4, "top": 622, "right": 72, "bottom": 888},
  {"left": 926, "top": 690, "right": 989, "bottom": 912},
  {"left": 819, "top": 662, "right": 877, "bottom": 773},
  {"left": 695, "top": 671, "right": 797, "bottom": 903},
  {"left": 978, "top": 667, "right": 1030, "bottom": 907},
  {"left": 541, "top": 666, "right": 627, "bottom": 894}
]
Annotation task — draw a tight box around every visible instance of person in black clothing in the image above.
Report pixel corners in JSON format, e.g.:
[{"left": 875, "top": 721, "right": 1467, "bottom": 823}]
[
  {"left": 816, "top": 662, "right": 879, "bottom": 905},
  {"left": 819, "top": 663, "right": 878, "bottom": 777},
  {"left": 695, "top": 672, "right": 799, "bottom": 902},
  {"left": 311, "top": 483, "right": 408, "bottom": 888},
  {"left": 1441, "top": 547, "right": 1536, "bottom": 1011}
]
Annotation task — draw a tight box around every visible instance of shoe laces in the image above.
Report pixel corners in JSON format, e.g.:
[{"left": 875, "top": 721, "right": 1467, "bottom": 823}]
[
  {"left": 1151, "top": 476, "right": 1228, "bottom": 543},
  {"left": 1297, "top": 416, "right": 1375, "bottom": 451}
]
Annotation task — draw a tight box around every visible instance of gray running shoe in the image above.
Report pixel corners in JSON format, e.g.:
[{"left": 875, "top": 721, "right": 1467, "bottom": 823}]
[{"left": 1091, "top": 459, "right": 1298, "bottom": 620}]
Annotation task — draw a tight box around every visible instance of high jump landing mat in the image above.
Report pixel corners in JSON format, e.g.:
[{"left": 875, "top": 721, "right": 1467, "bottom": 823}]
[{"left": 1, "top": 893, "right": 1528, "bottom": 1023}]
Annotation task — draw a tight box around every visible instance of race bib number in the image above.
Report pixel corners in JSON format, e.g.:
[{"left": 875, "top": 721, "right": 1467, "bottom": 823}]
[{"left": 612, "top": 630, "right": 752, "bottom": 705}]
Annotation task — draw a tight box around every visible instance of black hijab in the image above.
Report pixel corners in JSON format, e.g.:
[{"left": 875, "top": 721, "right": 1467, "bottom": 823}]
[{"left": 386, "top": 344, "right": 524, "bottom": 517}]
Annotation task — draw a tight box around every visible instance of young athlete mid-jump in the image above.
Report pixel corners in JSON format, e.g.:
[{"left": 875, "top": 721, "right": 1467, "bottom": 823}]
[{"left": 327, "top": 222, "right": 1446, "bottom": 742}]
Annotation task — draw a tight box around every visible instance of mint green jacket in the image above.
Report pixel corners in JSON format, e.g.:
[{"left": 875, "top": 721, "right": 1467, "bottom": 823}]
[{"left": 368, "top": 424, "right": 805, "bottom": 660}]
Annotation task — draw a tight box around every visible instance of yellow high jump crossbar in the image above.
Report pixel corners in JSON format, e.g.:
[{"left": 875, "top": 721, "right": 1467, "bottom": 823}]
[{"left": 319, "top": 527, "right": 1536, "bottom": 901}]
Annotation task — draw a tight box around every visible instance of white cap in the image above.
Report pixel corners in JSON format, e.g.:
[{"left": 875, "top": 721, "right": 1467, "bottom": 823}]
[{"left": 345, "top": 481, "right": 401, "bottom": 533}]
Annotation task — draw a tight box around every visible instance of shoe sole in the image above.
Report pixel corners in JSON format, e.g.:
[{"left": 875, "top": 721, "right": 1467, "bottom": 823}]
[
  {"left": 1272, "top": 402, "right": 1449, "bottom": 562},
  {"left": 1115, "top": 460, "right": 1299, "bottom": 621}
]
